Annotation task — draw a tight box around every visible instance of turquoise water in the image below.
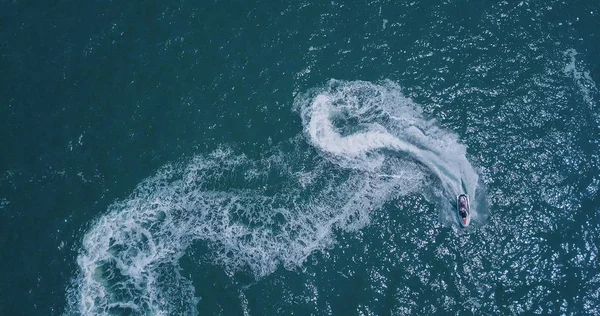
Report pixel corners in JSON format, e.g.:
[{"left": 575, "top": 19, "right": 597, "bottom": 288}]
[{"left": 1, "top": 0, "right": 599, "bottom": 314}]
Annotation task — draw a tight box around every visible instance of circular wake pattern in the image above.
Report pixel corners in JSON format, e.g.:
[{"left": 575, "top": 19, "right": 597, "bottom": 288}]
[{"left": 66, "top": 81, "right": 482, "bottom": 315}]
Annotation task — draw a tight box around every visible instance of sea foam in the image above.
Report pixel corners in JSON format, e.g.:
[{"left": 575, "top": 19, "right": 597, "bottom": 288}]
[
  {"left": 297, "top": 79, "right": 478, "bottom": 198},
  {"left": 66, "top": 80, "right": 480, "bottom": 315}
]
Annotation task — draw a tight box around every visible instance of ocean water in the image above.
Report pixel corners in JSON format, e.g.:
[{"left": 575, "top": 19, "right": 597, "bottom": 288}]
[{"left": 1, "top": 0, "right": 599, "bottom": 315}]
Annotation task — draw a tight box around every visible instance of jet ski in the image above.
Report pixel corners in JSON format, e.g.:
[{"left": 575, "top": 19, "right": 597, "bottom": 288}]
[{"left": 457, "top": 194, "right": 471, "bottom": 227}]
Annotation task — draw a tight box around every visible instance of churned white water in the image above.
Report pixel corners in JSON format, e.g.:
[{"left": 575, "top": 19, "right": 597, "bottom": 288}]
[
  {"left": 297, "top": 80, "right": 479, "bottom": 198},
  {"left": 66, "top": 80, "right": 481, "bottom": 315}
]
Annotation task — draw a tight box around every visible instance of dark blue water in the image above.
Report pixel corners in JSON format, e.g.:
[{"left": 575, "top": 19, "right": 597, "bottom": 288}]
[{"left": 1, "top": 0, "right": 599, "bottom": 315}]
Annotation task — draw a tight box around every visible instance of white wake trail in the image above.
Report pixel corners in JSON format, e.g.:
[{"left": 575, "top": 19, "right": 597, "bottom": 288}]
[
  {"left": 65, "top": 79, "right": 481, "bottom": 315},
  {"left": 297, "top": 79, "right": 478, "bottom": 199}
]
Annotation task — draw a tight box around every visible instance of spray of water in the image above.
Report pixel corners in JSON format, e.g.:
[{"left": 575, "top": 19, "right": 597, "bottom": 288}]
[
  {"left": 65, "top": 80, "right": 481, "bottom": 315},
  {"left": 297, "top": 79, "right": 478, "bottom": 198}
]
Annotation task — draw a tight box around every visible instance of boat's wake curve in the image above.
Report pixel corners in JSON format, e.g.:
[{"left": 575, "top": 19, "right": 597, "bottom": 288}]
[
  {"left": 297, "top": 80, "right": 478, "bottom": 199},
  {"left": 65, "top": 80, "right": 482, "bottom": 315}
]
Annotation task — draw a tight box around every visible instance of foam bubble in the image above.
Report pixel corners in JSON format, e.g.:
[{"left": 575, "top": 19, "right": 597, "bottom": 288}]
[{"left": 563, "top": 49, "right": 598, "bottom": 108}]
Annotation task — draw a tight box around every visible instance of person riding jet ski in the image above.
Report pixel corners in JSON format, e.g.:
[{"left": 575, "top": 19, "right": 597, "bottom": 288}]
[{"left": 457, "top": 194, "right": 470, "bottom": 227}]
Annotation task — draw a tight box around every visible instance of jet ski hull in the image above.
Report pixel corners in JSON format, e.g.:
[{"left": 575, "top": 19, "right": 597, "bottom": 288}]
[{"left": 457, "top": 194, "right": 471, "bottom": 227}]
